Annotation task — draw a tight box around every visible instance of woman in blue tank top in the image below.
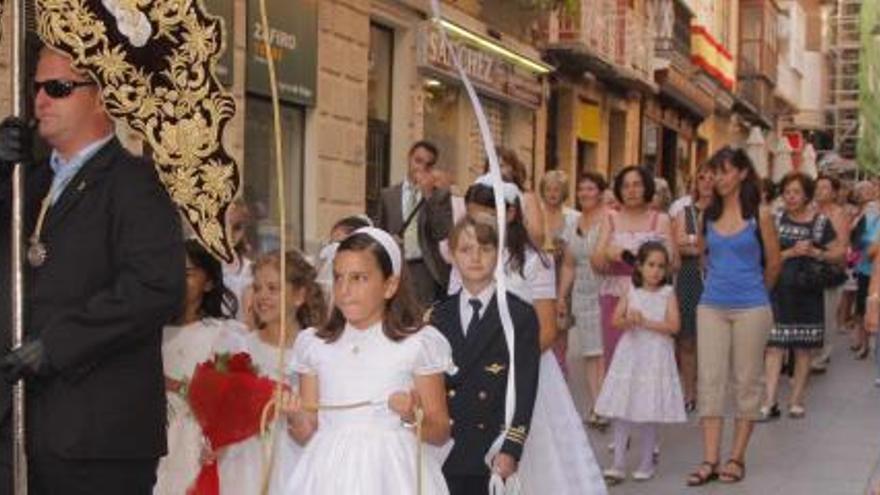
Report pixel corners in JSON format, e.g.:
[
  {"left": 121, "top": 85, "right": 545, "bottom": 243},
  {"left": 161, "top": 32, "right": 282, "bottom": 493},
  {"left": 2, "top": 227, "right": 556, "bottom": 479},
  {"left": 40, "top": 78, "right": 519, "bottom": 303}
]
[{"left": 686, "top": 148, "right": 781, "bottom": 487}]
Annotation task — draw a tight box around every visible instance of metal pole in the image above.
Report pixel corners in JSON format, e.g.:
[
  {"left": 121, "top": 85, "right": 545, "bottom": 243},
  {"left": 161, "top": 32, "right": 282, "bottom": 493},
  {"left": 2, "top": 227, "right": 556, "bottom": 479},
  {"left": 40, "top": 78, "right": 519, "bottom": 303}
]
[{"left": 10, "top": 0, "right": 27, "bottom": 492}]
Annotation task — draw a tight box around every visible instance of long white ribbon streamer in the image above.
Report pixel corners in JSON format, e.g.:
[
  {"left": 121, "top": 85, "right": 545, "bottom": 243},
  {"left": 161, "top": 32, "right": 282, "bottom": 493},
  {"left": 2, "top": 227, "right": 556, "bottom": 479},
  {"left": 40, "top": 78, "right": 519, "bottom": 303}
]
[{"left": 428, "top": 1, "right": 518, "bottom": 487}]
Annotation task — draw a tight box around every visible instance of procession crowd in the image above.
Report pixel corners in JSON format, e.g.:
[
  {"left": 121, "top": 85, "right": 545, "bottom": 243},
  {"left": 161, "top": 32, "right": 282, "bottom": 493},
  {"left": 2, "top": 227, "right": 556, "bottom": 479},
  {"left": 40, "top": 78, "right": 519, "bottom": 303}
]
[
  {"left": 5, "top": 46, "right": 879, "bottom": 495},
  {"left": 157, "top": 136, "right": 880, "bottom": 494}
]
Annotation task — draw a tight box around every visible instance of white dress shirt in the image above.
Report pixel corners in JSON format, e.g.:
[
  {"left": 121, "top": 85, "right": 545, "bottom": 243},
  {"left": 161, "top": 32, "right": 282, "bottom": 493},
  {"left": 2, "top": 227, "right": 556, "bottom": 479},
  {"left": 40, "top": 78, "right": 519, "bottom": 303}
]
[
  {"left": 459, "top": 282, "right": 496, "bottom": 336},
  {"left": 401, "top": 179, "right": 423, "bottom": 260}
]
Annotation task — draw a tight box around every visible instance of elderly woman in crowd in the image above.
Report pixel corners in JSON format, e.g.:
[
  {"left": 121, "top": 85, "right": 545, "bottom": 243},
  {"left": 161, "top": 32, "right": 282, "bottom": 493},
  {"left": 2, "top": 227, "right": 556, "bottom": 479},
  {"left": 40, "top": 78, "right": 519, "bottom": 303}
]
[
  {"left": 539, "top": 170, "right": 580, "bottom": 259},
  {"left": 760, "top": 173, "right": 843, "bottom": 421},
  {"left": 811, "top": 174, "right": 850, "bottom": 372},
  {"left": 557, "top": 171, "right": 611, "bottom": 428},
  {"left": 593, "top": 165, "right": 677, "bottom": 369},
  {"left": 850, "top": 180, "right": 880, "bottom": 359},
  {"left": 652, "top": 177, "right": 673, "bottom": 213},
  {"left": 539, "top": 170, "right": 580, "bottom": 369}
]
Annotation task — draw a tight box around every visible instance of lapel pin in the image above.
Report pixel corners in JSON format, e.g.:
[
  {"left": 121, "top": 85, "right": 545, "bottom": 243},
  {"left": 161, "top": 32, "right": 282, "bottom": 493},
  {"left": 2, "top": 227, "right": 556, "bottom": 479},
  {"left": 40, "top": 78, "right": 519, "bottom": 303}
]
[{"left": 484, "top": 363, "right": 506, "bottom": 375}]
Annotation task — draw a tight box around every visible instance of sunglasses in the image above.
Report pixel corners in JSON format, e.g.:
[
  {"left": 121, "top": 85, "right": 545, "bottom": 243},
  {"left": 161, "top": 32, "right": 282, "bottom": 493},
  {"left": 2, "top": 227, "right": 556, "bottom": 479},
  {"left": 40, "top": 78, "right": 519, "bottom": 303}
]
[{"left": 33, "top": 79, "right": 96, "bottom": 99}]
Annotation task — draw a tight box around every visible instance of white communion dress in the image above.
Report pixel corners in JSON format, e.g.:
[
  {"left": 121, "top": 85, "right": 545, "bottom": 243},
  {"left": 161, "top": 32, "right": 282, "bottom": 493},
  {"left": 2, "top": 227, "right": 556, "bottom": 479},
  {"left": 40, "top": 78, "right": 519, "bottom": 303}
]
[
  {"left": 595, "top": 286, "right": 686, "bottom": 423},
  {"left": 449, "top": 248, "right": 608, "bottom": 494},
  {"left": 283, "top": 323, "right": 455, "bottom": 495},
  {"left": 155, "top": 318, "right": 247, "bottom": 495},
  {"left": 218, "top": 331, "right": 302, "bottom": 495}
]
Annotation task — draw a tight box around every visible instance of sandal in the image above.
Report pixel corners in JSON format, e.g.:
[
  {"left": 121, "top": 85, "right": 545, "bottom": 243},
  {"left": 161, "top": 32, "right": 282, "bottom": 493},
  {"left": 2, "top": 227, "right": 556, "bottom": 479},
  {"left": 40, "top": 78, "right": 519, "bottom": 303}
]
[
  {"left": 718, "top": 459, "right": 746, "bottom": 483},
  {"left": 789, "top": 404, "right": 806, "bottom": 418},
  {"left": 686, "top": 461, "right": 718, "bottom": 487}
]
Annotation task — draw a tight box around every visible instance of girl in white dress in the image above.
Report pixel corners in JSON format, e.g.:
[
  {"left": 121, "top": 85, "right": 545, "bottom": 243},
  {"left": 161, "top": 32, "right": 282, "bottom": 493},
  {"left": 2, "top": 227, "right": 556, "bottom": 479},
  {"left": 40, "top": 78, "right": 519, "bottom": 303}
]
[
  {"left": 284, "top": 227, "right": 454, "bottom": 495},
  {"left": 452, "top": 182, "right": 607, "bottom": 494},
  {"left": 218, "top": 250, "right": 327, "bottom": 494},
  {"left": 595, "top": 241, "right": 685, "bottom": 484},
  {"left": 156, "top": 240, "right": 246, "bottom": 495},
  {"left": 223, "top": 200, "right": 256, "bottom": 324}
]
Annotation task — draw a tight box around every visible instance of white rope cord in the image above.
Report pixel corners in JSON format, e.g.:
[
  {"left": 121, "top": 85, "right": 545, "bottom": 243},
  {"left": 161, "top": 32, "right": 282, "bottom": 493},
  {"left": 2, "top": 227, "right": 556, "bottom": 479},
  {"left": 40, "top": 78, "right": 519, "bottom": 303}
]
[
  {"left": 429, "top": 1, "right": 519, "bottom": 492},
  {"left": 255, "top": 0, "right": 288, "bottom": 493}
]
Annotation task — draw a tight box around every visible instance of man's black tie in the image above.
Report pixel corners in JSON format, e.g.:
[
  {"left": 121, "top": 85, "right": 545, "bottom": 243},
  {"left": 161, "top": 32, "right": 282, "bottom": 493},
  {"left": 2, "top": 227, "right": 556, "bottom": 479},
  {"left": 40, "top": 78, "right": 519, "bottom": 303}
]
[{"left": 466, "top": 298, "right": 482, "bottom": 337}]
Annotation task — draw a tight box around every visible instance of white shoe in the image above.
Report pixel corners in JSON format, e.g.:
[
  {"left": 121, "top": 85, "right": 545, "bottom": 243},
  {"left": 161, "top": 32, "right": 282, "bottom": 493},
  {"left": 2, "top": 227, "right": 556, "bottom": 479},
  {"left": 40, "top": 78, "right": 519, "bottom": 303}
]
[
  {"left": 603, "top": 468, "right": 625, "bottom": 485},
  {"left": 632, "top": 469, "right": 655, "bottom": 481}
]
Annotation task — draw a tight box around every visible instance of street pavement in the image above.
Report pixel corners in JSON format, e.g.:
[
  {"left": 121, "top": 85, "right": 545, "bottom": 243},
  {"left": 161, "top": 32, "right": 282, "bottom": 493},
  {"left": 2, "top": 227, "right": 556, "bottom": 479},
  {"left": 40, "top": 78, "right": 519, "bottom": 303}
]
[{"left": 582, "top": 330, "right": 880, "bottom": 495}]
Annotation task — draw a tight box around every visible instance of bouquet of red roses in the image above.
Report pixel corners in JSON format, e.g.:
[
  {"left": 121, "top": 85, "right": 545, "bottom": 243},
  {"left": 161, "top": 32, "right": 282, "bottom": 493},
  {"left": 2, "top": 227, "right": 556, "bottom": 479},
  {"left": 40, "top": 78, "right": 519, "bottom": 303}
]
[{"left": 186, "top": 352, "right": 285, "bottom": 495}]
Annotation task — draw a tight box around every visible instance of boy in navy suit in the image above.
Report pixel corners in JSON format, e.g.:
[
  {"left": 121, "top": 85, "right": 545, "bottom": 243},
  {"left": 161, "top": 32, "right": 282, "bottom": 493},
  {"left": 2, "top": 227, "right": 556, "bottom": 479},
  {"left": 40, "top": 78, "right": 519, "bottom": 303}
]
[{"left": 431, "top": 217, "right": 540, "bottom": 494}]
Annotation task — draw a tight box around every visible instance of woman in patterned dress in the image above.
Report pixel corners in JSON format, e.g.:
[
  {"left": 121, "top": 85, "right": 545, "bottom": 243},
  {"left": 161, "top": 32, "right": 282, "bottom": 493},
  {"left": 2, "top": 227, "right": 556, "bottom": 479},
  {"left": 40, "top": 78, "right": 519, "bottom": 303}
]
[
  {"left": 761, "top": 173, "right": 843, "bottom": 420},
  {"left": 557, "top": 171, "right": 610, "bottom": 428},
  {"left": 672, "top": 164, "right": 715, "bottom": 412}
]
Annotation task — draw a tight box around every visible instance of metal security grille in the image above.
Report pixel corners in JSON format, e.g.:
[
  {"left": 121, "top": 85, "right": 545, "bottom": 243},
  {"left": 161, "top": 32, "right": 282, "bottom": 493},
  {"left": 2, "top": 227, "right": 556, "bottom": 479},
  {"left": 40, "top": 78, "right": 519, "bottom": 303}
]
[{"left": 470, "top": 96, "right": 507, "bottom": 177}]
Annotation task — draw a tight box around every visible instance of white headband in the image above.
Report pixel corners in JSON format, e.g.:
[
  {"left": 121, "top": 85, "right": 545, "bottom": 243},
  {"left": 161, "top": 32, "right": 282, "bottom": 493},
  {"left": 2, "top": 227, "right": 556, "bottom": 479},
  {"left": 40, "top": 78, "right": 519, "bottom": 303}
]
[
  {"left": 353, "top": 227, "right": 402, "bottom": 276},
  {"left": 474, "top": 174, "right": 523, "bottom": 205}
]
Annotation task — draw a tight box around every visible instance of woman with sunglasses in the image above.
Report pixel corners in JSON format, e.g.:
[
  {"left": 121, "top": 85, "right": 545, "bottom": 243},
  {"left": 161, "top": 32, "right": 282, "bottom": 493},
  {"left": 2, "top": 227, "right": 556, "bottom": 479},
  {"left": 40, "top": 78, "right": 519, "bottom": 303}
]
[{"left": 672, "top": 163, "right": 715, "bottom": 413}]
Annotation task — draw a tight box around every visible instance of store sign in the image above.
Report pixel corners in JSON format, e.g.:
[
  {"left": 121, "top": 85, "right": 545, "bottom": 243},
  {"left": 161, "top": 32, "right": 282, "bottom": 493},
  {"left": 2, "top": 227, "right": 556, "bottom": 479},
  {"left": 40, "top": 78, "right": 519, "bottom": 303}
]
[
  {"left": 417, "top": 23, "right": 543, "bottom": 109},
  {"left": 203, "top": 0, "right": 234, "bottom": 87},
  {"left": 246, "top": 0, "right": 317, "bottom": 106}
]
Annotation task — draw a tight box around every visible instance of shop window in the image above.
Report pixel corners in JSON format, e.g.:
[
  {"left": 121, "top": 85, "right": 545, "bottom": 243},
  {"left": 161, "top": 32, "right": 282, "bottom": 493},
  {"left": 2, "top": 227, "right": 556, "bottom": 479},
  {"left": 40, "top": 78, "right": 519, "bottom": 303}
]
[
  {"left": 576, "top": 139, "right": 598, "bottom": 184},
  {"left": 470, "top": 96, "right": 507, "bottom": 175},
  {"left": 642, "top": 119, "right": 661, "bottom": 171},
  {"left": 243, "top": 96, "right": 305, "bottom": 253},
  {"left": 366, "top": 23, "right": 394, "bottom": 220},
  {"left": 608, "top": 110, "right": 627, "bottom": 172},
  {"left": 423, "top": 79, "right": 461, "bottom": 175}
]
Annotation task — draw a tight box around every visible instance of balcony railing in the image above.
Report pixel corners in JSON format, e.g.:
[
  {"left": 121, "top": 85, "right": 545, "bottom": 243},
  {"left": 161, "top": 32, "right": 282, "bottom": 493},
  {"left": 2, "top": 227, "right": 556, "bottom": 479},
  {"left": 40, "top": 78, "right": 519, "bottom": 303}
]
[
  {"left": 550, "top": 0, "right": 617, "bottom": 63},
  {"left": 538, "top": 1, "right": 653, "bottom": 83},
  {"left": 615, "top": 5, "right": 654, "bottom": 81},
  {"left": 738, "top": 58, "right": 775, "bottom": 118}
]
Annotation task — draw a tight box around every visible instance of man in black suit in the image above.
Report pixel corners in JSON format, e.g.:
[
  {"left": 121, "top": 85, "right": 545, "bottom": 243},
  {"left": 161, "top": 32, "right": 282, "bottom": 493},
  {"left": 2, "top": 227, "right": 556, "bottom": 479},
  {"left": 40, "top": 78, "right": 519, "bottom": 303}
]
[
  {"left": 0, "top": 47, "right": 185, "bottom": 494},
  {"left": 376, "top": 141, "right": 453, "bottom": 305},
  {"left": 430, "top": 217, "right": 539, "bottom": 494}
]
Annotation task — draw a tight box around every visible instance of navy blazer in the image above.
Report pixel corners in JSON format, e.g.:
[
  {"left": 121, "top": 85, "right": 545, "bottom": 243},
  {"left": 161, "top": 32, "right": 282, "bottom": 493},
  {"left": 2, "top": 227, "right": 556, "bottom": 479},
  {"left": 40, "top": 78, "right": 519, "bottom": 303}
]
[{"left": 431, "top": 290, "right": 540, "bottom": 476}]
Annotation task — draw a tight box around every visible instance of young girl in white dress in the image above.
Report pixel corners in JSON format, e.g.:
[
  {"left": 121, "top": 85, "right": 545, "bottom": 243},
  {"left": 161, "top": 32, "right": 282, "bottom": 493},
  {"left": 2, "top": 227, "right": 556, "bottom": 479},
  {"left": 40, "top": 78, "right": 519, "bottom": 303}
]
[
  {"left": 222, "top": 200, "right": 255, "bottom": 324},
  {"left": 283, "top": 227, "right": 454, "bottom": 495},
  {"left": 218, "top": 250, "right": 326, "bottom": 494},
  {"left": 595, "top": 241, "right": 685, "bottom": 484},
  {"left": 156, "top": 240, "right": 247, "bottom": 494},
  {"left": 450, "top": 182, "right": 607, "bottom": 494}
]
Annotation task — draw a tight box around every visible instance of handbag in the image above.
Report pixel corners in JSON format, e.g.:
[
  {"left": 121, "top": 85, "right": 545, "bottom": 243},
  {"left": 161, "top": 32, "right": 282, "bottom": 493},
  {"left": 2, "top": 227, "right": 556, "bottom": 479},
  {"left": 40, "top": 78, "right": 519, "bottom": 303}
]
[
  {"left": 780, "top": 213, "right": 846, "bottom": 289},
  {"left": 791, "top": 257, "right": 847, "bottom": 289}
]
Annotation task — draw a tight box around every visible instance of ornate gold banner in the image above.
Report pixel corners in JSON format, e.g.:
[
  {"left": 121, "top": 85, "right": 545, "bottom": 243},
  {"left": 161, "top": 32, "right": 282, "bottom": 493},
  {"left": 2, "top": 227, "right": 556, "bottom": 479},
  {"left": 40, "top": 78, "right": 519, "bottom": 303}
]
[{"left": 35, "top": 0, "right": 241, "bottom": 262}]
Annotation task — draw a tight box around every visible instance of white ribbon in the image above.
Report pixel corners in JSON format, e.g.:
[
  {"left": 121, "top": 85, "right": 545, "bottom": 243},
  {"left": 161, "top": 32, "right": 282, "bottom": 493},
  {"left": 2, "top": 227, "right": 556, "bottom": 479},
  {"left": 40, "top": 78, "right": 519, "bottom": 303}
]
[{"left": 428, "top": 0, "right": 518, "bottom": 477}]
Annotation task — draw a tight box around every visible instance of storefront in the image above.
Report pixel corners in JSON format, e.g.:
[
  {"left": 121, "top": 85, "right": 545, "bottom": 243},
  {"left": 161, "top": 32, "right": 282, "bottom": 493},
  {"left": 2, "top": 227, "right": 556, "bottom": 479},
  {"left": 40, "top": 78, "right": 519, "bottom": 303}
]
[
  {"left": 415, "top": 19, "right": 550, "bottom": 189},
  {"left": 643, "top": 67, "right": 714, "bottom": 196},
  {"left": 242, "top": 0, "right": 317, "bottom": 251}
]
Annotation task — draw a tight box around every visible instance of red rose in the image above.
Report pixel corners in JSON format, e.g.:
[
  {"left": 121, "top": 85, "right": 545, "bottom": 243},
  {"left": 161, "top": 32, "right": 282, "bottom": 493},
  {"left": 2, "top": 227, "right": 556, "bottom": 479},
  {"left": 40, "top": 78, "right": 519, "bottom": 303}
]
[{"left": 227, "top": 352, "right": 254, "bottom": 373}]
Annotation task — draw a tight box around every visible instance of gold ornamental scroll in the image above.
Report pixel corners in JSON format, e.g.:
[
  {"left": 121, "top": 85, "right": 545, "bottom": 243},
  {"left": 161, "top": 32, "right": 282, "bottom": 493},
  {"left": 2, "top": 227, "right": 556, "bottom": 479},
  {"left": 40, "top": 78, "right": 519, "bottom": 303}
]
[{"left": 35, "top": 0, "right": 241, "bottom": 263}]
